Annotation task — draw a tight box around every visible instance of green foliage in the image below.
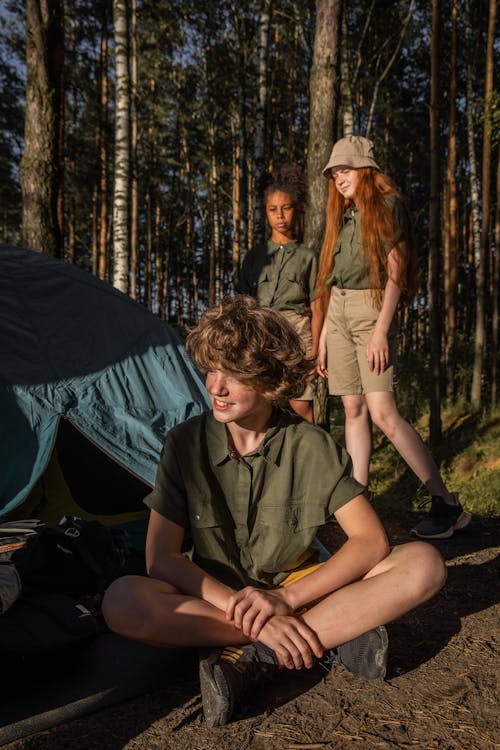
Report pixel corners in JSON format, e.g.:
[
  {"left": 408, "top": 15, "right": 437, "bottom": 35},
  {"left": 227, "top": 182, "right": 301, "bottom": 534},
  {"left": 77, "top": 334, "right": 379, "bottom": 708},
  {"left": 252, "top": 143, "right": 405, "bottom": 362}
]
[
  {"left": 1, "top": 0, "right": 497, "bottom": 405},
  {"left": 368, "top": 409, "right": 500, "bottom": 518}
]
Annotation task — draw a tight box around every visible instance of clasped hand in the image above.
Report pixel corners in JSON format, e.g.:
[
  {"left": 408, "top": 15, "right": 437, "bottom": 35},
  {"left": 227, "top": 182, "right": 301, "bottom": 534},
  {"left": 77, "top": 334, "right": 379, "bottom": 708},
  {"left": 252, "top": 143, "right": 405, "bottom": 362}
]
[
  {"left": 226, "top": 586, "right": 292, "bottom": 638},
  {"left": 226, "top": 586, "right": 324, "bottom": 670}
]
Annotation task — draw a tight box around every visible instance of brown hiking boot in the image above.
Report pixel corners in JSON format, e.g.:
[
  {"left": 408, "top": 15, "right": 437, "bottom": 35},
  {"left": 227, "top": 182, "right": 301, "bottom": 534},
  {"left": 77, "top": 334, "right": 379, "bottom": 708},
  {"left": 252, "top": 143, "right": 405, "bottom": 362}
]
[{"left": 199, "top": 642, "right": 278, "bottom": 727}]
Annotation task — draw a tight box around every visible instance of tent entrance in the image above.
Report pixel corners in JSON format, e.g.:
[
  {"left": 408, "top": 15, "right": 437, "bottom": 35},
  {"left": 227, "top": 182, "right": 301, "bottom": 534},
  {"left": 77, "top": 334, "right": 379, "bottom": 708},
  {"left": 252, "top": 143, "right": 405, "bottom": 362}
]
[{"left": 8, "top": 418, "right": 151, "bottom": 550}]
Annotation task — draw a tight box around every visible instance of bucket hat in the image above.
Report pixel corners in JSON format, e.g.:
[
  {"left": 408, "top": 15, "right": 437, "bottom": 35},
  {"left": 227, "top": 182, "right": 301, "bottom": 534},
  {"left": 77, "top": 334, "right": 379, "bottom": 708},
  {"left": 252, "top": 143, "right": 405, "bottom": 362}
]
[{"left": 323, "top": 135, "right": 380, "bottom": 177}]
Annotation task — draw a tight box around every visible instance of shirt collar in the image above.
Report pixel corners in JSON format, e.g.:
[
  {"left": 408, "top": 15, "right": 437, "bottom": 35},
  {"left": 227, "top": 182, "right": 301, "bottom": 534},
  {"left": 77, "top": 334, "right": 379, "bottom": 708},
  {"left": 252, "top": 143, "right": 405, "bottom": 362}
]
[
  {"left": 267, "top": 239, "right": 299, "bottom": 255},
  {"left": 207, "top": 408, "right": 287, "bottom": 466},
  {"left": 343, "top": 204, "right": 358, "bottom": 223}
]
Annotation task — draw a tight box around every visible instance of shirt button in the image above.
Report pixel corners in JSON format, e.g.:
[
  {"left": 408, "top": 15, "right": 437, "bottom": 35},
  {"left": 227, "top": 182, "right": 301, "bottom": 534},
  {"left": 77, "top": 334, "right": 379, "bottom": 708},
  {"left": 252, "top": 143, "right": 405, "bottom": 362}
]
[
  {"left": 195, "top": 514, "right": 200, "bottom": 521},
  {"left": 340, "top": 290, "right": 346, "bottom": 296}
]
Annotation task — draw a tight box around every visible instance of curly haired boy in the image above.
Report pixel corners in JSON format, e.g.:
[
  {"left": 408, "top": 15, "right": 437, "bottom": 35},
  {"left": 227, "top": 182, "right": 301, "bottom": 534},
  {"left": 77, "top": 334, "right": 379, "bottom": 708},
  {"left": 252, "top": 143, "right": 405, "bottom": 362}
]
[{"left": 103, "top": 296, "right": 446, "bottom": 727}]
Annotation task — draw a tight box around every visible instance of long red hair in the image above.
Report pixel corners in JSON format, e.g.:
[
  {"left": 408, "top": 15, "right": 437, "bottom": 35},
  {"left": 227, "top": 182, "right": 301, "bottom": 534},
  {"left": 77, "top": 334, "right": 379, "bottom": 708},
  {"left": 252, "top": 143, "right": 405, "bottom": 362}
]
[{"left": 315, "top": 168, "right": 419, "bottom": 313}]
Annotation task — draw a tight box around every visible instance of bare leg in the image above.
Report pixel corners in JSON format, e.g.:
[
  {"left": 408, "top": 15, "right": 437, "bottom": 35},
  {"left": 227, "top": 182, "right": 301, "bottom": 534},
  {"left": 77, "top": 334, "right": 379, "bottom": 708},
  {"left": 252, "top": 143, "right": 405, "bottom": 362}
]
[
  {"left": 341, "top": 394, "right": 372, "bottom": 487},
  {"left": 289, "top": 399, "right": 314, "bottom": 423},
  {"left": 301, "top": 542, "right": 446, "bottom": 648},
  {"left": 365, "top": 391, "right": 455, "bottom": 502},
  {"left": 102, "top": 577, "right": 249, "bottom": 648},
  {"left": 103, "top": 542, "right": 445, "bottom": 657}
]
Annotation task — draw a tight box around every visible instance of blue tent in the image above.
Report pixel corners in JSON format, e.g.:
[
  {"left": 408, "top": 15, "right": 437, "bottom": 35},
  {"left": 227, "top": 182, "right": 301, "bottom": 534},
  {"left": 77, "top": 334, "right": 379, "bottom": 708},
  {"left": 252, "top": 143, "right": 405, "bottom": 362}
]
[{"left": 0, "top": 245, "right": 209, "bottom": 525}]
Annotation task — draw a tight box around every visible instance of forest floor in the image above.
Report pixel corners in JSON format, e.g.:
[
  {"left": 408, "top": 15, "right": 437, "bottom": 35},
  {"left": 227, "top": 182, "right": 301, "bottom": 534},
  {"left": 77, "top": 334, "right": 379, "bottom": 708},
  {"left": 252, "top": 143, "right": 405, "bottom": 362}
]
[{"left": 3, "top": 508, "right": 498, "bottom": 750}]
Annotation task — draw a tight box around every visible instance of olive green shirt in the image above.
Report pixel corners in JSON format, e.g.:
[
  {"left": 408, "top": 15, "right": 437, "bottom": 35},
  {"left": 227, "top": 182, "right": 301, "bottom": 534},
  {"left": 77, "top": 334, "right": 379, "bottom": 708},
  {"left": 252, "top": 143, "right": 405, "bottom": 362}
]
[
  {"left": 145, "top": 409, "right": 363, "bottom": 589},
  {"left": 326, "top": 195, "right": 411, "bottom": 289},
  {"left": 238, "top": 240, "right": 318, "bottom": 315}
]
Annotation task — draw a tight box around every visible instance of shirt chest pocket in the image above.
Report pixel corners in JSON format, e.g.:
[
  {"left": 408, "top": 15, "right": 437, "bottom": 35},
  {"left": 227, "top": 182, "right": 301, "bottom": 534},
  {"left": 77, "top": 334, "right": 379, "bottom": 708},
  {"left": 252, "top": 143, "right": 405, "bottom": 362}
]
[
  {"left": 188, "top": 500, "right": 233, "bottom": 560},
  {"left": 260, "top": 501, "right": 325, "bottom": 532},
  {"left": 255, "top": 269, "right": 276, "bottom": 304},
  {"left": 254, "top": 500, "right": 326, "bottom": 572},
  {"left": 189, "top": 497, "right": 234, "bottom": 530},
  {"left": 285, "top": 272, "right": 306, "bottom": 299}
]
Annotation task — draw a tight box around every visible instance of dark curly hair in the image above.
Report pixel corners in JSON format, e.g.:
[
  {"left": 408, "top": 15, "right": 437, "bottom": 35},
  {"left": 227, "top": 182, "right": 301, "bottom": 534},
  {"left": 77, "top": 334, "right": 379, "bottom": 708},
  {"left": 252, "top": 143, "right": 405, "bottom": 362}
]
[
  {"left": 186, "top": 295, "right": 314, "bottom": 403},
  {"left": 260, "top": 163, "right": 308, "bottom": 240}
]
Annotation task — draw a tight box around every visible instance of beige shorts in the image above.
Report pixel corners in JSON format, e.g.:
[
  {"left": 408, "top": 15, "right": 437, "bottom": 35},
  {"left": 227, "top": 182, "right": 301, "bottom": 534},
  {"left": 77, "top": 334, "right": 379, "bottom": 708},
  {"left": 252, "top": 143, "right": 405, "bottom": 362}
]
[
  {"left": 326, "top": 287, "right": 397, "bottom": 396},
  {"left": 280, "top": 310, "right": 317, "bottom": 401}
]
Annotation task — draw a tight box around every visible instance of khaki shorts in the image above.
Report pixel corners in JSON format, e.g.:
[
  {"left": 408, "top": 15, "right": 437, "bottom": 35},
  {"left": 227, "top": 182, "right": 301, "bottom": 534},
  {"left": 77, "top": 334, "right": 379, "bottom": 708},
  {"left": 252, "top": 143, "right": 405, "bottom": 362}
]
[
  {"left": 280, "top": 310, "right": 317, "bottom": 401},
  {"left": 326, "top": 287, "right": 397, "bottom": 396}
]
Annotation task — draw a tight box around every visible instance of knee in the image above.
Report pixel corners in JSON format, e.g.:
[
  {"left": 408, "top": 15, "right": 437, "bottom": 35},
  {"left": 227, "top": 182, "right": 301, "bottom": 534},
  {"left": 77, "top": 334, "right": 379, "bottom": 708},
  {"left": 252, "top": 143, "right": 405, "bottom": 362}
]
[
  {"left": 405, "top": 542, "right": 447, "bottom": 600},
  {"left": 102, "top": 575, "right": 150, "bottom": 638},
  {"left": 369, "top": 407, "right": 399, "bottom": 440},
  {"left": 343, "top": 401, "right": 368, "bottom": 422}
]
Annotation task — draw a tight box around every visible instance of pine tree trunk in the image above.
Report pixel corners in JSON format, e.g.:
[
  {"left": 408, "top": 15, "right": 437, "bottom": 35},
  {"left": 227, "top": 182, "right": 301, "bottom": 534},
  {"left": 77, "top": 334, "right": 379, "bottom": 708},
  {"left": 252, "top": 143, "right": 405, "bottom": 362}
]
[
  {"left": 253, "top": 0, "right": 271, "bottom": 245},
  {"left": 444, "top": 0, "right": 458, "bottom": 402},
  {"left": 130, "top": 0, "right": 138, "bottom": 300},
  {"left": 303, "top": 0, "right": 341, "bottom": 256},
  {"left": 112, "top": 0, "right": 130, "bottom": 293},
  {"left": 470, "top": 0, "right": 496, "bottom": 409},
  {"left": 492, "top": 149, "right": 500, "bottom": 406},
  {"left": 96, "top": 13, "right": 109, "bottom": 280},
  {"left": 230, "top": 3, "right": 249, "bottom": 276},
  {"left": 305, "top": 0, "right": 341, "bottom": 428},
  {"left": 231, "top": 121, "right": 242, "bottom": 287},
  {"left": 428, "top": 0, "right": 442, "bottom": 445},
  {"left": 20, "top": 0, "right": 64, "bottom": 257},
  {"left": 340, "top": 14, "right": 354, "bottom": 136},
  {"left": 208, "top": 124, "right": 219, "bottom": 307}
]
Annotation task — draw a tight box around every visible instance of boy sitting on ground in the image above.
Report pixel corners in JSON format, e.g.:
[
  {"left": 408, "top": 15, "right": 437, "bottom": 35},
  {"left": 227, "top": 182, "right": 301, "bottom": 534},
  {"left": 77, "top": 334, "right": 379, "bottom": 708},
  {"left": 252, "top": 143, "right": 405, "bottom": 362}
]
[{"left": 102, "top": 295, "right": 447, "bottom": 727}]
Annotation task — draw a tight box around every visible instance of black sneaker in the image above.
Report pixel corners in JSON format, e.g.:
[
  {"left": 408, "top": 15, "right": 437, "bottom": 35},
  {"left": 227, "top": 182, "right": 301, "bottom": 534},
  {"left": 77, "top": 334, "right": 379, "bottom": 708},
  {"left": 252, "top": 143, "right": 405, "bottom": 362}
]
[
  {"left": 199, "top": 642, "right": 278, "bottom": 727},
  {"left": 320, "top": 625, "right": 388, "bottom": 681},
  {"left": 411, "top": 493, "right": 471, "bottom": 539}
]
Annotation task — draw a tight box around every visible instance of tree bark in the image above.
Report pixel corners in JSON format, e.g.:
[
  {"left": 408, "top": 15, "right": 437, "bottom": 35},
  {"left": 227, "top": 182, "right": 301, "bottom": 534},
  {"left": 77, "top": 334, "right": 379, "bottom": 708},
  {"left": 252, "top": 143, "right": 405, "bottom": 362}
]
[
  {"left": 253, "top": 0, "right": 271, "bottom": 246},
  {"left": 428, "top": 0, "right": 442, "bottom": 445},
  {"left": 444, "top": 0, "right": 458, "bottom": 401},
  {"left": 303, "top": 0, "right": 341, "bottom": 256},
  {"left": 112, "top": 0, "right": 130, "bottom": 293},
  {"left": 492, "top": 148, "right": 500, "bottom": 406},
  {"left": 96, "top": 10, "right": 109, "bottom": 281},
  {"left": 20, "top": 0, "right": 64, "bottom": 257},
  {"left": 340, "top": 13, "right": 354, "bottom": 136},
  {"left": 130, "top": 0, "right": 138, "bottom": 300},
  {"left": 470, "top": 0, "right": 496, "bottom": 409}
]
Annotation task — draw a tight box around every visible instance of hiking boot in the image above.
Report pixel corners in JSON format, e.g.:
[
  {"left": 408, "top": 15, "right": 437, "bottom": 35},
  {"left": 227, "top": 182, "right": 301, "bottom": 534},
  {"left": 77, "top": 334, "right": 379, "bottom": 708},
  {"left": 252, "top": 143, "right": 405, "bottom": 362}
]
[
  {"left": 199, "top": 642, "right": 278, "bottom": 727},
  {"left": 320, "top": 625, "right": 388, "bottom": 681},
  {"left": 411, "top": 493, "right": 471, "bottom": 539}
]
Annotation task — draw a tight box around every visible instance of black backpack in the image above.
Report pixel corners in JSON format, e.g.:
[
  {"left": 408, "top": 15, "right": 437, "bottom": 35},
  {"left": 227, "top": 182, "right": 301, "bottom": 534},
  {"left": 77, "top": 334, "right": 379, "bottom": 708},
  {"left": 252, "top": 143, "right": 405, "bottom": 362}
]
[
  {"left": 0, "top": 516, "right": 134, "bottom": 680},
  {"left": 0, "top": 516, "right": 132, "bottom": 612}
]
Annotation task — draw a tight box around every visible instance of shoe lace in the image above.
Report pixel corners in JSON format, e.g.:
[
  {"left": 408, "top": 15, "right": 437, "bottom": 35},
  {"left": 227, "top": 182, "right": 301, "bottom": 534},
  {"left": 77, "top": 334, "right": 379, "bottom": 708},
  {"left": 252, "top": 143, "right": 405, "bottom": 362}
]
[
  {"left": 417, "top": 495, "right": 456, "bottom": 521},
  {"left": 318, "top": 648, "right": 339, "bottom": 672}
]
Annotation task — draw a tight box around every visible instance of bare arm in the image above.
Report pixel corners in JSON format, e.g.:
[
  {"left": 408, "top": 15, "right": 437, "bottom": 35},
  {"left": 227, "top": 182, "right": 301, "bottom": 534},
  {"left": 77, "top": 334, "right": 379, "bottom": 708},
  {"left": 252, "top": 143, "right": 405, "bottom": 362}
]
[
  {"left": 366, "top": 244, "right": 403, "bottom": 374},
  {"left": 316, "top": 317, "right": 328, "bottom": 378},
  {"left": 308, "top": 297, "right": 324, "bottom": 360},
  {"left": 278, "top": 496, "right": 389, "bottom": 612},
  {"left": 229, "top": 495, "right": 389, "bottom": 638},
  {"left": 147, "top": 510, "right": 323, "bottom": 669},
  {"left": 146, "top": 509, "right": 236, "bottom": 612}
]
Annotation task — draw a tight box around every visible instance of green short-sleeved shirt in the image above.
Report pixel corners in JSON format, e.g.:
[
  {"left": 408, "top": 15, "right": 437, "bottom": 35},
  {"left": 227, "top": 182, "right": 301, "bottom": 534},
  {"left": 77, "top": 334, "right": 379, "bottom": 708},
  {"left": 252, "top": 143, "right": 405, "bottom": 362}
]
[
  {"left": 144, "top": 409, "right": 363, "bottom": 589},
  {"left": 239, "top": 240, "right": 318, "bottom": 315},
  {"left": 326, "top": 195, "right": 411, "bottom": 289}
]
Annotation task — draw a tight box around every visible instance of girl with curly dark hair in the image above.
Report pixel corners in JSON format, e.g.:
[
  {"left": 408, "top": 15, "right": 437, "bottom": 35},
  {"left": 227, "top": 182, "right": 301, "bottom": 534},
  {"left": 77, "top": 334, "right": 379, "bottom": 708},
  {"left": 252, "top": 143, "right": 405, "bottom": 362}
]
[{"left": 238, "top": 163, "right": 322, "bottom": 422}]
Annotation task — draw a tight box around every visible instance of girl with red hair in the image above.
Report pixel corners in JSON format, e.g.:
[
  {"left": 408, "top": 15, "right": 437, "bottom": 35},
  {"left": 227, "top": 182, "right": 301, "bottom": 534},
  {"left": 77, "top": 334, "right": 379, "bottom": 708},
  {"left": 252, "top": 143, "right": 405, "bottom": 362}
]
[{"left": 316, "top": 136, "right": 470, "bottom": 539}]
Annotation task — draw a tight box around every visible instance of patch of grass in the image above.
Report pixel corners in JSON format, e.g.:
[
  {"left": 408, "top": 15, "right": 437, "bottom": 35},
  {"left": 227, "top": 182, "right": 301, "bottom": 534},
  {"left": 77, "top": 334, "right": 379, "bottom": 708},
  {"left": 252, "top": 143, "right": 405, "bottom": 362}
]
[{"left": 327, "top": 402, "right": 500, "bottom": 517}]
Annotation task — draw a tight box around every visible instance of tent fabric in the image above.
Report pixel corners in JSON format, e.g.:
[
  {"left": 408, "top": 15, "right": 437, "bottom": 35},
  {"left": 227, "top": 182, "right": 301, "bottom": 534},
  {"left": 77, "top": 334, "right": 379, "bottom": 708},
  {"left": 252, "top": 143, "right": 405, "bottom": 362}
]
[{"left": 0, "top": 245, "right": 210, "bottom": 517}]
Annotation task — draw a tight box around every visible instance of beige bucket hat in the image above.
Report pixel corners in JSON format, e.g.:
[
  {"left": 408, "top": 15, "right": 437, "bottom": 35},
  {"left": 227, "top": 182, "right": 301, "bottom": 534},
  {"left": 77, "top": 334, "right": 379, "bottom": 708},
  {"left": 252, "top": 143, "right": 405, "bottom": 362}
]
[{"left": 323, "top": 135, "right": 380, "bottom": 177}]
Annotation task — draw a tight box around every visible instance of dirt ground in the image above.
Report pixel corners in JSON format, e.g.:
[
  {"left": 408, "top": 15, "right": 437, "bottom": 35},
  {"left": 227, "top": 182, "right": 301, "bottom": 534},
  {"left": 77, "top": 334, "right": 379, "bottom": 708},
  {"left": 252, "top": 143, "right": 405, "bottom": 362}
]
[{"left": 3, "top": 510, "right": 498, "bottom": 750}]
